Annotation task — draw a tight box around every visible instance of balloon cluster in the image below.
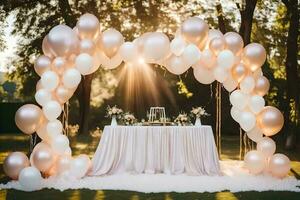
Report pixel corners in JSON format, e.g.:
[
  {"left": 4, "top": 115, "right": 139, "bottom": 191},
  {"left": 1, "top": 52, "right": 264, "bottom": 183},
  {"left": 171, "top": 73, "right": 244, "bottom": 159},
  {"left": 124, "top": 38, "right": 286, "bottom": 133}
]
[{"left": 5, "top": 14, "right": 289, "bottom": 190}]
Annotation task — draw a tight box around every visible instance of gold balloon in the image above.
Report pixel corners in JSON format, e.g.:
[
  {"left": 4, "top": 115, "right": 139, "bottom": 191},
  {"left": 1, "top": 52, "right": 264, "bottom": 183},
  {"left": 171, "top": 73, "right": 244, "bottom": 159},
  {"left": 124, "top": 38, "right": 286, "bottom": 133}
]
[
  {"left": 231, "top": 63, "right": 248, "bottom": 83},
  {"left": 254, "top": 76, "right": 270, "bottom": 96},
  {"left": 31, "top": 143, "right": 55, "bottom": 173},
  {"left": 3, "top": 152, "right": 30, "bottom": 180},
  {"left": 98, "top": 28, "right": 124, "bottom": 58},
  {"left": 269, "top": 153, "right": 291, "bottom": 178},
  {"left": 181, "top": 17, "right": 209, "bottom": 46},
  {"left": 15, "top": 104, "right": 43, "bottom": 134},
  {"left": 34, "top": 55, "right": 51, "bottom": 76},
  {"left": 209, "top": 37, "right": 226, "bottom": 55},
  {"left": 76, "top": 13, "right": 100, "bottom": 40},
  {"left": 257, "top": 106, "right": 284, "bottom": 136},
  {"left": 224, "top": 32, "right": 244, "bottom": 55},
  {"left": 242, "top": 43, "right": 266, "bottom": 71},
  {"left": 51, "top": 57, "right": 66, "bottom": 75}
]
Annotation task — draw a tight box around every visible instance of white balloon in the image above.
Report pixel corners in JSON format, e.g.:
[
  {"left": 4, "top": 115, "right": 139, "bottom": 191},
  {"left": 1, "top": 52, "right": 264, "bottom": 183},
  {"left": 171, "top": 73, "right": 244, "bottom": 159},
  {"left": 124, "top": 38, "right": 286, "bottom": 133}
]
[
  {"left": 257, "top": 137, "right": 276, "bottom": 157},
  {"left": 46, "top": 119, "right": 63, "bottom": 135},
  {"left": 166, "top": 55, "right": 189, "bottom": 75},
  {"left": 213, "top": 66, "right": 228, "bottom": 83},
  {"left": 199, "top": 49, "right": 216, "bottom": 69},
  {"left": 170, "top": 37, "right": 186, "bottom": 56},
  {"left": 75, "top": 53, "right": 93, "bottom": 75},
  {"left": 247, "top": 126, "right": 264, "bottom": 142},
  {"left": 230, "top": 90, "right": 248, "bottom": 110},
  {"left": 217, "top": 50, "right": 235, "bottom": 69},
  {"left": 99, "top": 51, "right": 123, "bottom": 69},
  {"left": 41, "top": 71, "right": 59, "bottom": 91},
  {"left": 230, "top": 106, "right": 241, "bottom": 123},
  {"left": 119, "top": 42, "right": 138, "bottom": 62},
  {"left": 193, "top": 64, "right": 215, "bottom": 84},
  {"left": 63, "top": 68, "right": 82, "bottom": 89},
  {"left": 51, "top": 134, "right": 69, "bottom": 155},
  {"left": 70, "top": 155, "right": 90, "bottom": 179},
  {"left": 240, "top": 75, "right": 255, "bottom": 94},
  {"left": 43, "top": 100, "right": 62, "bottom": 121},
  {"left": 182, "top": 44, "right": 201, "bottom": 66},
  {"left": 19, "top": 167, "right": 42, "bottom": 191},
  {"left": 143, "top": 32, "right": 170, "bottom": 61},
  {"left": 248, "top": 95, "right": 265, "bottom": 114},
  {"left": 35, "top": 89, "right": 52, "bottom": 106},
  {"left": 223, "top": 73, "right": 238, "bottom": 92},
  {"left": 240, "top": 111, "right": 256, "bottom": 131}
]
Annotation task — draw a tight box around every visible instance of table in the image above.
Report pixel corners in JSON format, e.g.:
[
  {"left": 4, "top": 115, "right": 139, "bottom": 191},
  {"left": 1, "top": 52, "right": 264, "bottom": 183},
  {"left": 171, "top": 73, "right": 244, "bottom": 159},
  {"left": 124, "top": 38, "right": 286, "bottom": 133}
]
[{"left": 90, "top": 126, "right": 220, "bottom": 176}]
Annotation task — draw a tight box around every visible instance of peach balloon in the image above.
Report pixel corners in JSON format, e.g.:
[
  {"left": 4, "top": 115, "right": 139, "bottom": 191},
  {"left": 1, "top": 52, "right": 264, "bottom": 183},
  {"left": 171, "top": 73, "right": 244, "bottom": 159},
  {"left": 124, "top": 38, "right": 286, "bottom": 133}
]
[
  {"left": 76, "top": 13, "right": 100, "bottom": 40},
  {"left": 36, "top": 80, "right": 43, "bottom": 91},
  {"left": 257, "top": 137, "right": 276, "bottom": 157},
  {"left": 42, "top": 36, "right": 54, "bottom": 58},
  {"left": 269, "top": 154, "right": 291, "bottom": 178},
  {"left": 242, "top": 43, "right": 266, "bottom": 71},
  {"left": 34, "top": 55, "right": 51, "bottom": 76},
  {"left": 3, "top": 152, "right": 30, "bottom": 180},
  {"left": 31, "top": 143, "right": 55, "bottom": 173},
  {"left": 99, "top": 28, "right": 124, "bottom": 58},
  {"left": 232, "top": 63, "right": 248, "bottom": 83},
  {"left": 244, "top": 150, "right": 266, "bottom": 174},
  {"left": 15, "top": 104, "right": 43, "bottom": 134},
  {"left": 181, "top": 17, "right": 209, "bottom": 45},
  {"left": 199, "top": 49, "right": 217, "bottom": 69},
  {"left": 254, "top": 76, "right": 270, "bottom": 96},
  {"left": 257, "top": 106, "right": 284, "bottom": 136},
  {"left": 52, "top": 57, "right": 66, "bottom": 75},
  {"left": 209, "top": 37, "right": 226, "bottom": 55},
  {"left": 224, "top": 32, "right": 244, "bottom": 55}
]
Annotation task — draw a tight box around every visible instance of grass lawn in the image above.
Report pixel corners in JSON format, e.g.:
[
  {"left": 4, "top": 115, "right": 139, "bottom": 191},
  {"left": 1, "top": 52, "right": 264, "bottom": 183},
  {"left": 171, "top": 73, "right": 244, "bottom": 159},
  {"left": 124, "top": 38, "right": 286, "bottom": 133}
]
[{"left": 0, "top": 133, "right": 299, "bottom": 200}]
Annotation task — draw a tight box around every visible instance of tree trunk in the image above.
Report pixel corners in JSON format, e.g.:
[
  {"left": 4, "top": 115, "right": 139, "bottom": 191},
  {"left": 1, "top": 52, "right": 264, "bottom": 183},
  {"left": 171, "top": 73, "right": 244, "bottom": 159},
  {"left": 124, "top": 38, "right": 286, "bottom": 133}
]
[{"left": 282, "top": 0, "right": 299, "bottom": 149}]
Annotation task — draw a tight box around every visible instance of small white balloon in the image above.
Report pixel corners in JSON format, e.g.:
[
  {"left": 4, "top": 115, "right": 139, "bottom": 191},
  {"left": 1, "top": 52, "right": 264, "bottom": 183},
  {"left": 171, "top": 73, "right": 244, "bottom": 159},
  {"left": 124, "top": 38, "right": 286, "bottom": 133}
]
[
  {"left": 70, "top": 155, "right": 91, "bottom": 179},
  {"left": 41, "top": 71, "right": 59, "bottom": 91},
  {"left": 223, "top": 73, "right": 238, "bottom": 92},
  {"left": 99, "top": 51, "right": 123, "bottom": 70},
  {"left": 166, "top": 55, "right": 189, "bottom": 75},
  {"left": 63, "top": 68, "right": 82, "bottom": 89},
  {"left": 119, "top": 42, "right": 138, "bottom": 62},
  {"left": 193, "top": 64, "right": 215, "bottom": 84},
  {"left": 230, "top": 90, "right": 248, "bottom": 110},
  {"left": 182, "top": 44, "right": 201, "bottom": 66},
  {"left": 43, "top": 100, "right": 62, "bottom": 121},
  {"left": 170, "top": 37, "right": 186, "bottom": 56},
  {"left": 240, "top": 75, "right": 255, "bottom": 94},
  {"left": 247, "top": 126, "right": 264, "bottom": 142},
  {"left": 75, "top": 53, "right": 94, "bottom": 75},
  {"left": 240, "top": 111, "right": 256, "bottom": 131},
  {"left": 19, "top": 167, "right": 42, "bottom": 191},
  {"left": 35, "top": 89, "right": 52, "bottom": 106},
  {"left": 248, "top": 95, "right": 265, "bottom": 114},
  {"left": 213, "top": 66, "right": 228, "bottom": 83},
  {"left": 257, "top": 137, "right": 276, "bottom": 157},
  {"left": 46, "top": 119, "right": 63, "bottom": 135},
  {"left": 230, "top": 106, "right": 241, "bottom": 123},
  {"left": 217, "top": 50, "right": 235, "bottom": 69},
  {"left": 51, "top": 134, "right": 69, "bottom": 155}
]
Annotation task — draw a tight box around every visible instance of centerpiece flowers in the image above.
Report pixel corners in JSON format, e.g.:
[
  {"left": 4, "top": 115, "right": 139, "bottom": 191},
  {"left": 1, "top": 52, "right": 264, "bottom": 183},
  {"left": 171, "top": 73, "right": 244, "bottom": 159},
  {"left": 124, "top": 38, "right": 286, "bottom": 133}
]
[
  {"left": 190, "top": 106, "right": 209, "bottom": 126},
  {"left": 106, "top": 105, "right": 123, "bottom": 126},
  {"left": 123, "top": 112, "right": 137, "bottom": 125},
  {"left": 174, "top": 113, "right": 190, "bottom": 126}
]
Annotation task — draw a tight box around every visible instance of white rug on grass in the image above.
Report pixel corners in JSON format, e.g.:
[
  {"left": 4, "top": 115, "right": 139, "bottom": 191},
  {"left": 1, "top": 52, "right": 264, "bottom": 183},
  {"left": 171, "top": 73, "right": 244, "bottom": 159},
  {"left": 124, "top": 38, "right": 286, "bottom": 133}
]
[{"left": 1, "top": 161, "right": 300, "bottom": 193}]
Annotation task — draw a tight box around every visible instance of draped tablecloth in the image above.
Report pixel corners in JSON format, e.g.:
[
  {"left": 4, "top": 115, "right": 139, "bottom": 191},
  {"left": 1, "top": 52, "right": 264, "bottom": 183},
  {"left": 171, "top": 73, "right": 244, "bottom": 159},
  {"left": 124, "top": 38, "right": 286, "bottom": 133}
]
[{"left": 90, "top": 126, "right": 220, "bottom": 176}]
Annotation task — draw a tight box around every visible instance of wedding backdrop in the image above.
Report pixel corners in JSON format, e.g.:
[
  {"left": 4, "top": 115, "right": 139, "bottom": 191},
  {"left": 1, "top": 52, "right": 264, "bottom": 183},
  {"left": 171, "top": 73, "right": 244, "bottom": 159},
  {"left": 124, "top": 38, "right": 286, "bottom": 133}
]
[{"left": 1, "top": 13, "right": 299, "bottom": 193}]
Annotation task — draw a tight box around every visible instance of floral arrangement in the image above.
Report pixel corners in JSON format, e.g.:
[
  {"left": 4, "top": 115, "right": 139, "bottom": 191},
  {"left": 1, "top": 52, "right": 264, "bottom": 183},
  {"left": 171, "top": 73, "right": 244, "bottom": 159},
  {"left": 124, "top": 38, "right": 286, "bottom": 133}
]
[
  {"left": 174, "top": 113, "right": 190, "bottom": 125},
  {"left": 106, "top": 105, "right": 123, "bottom": 119},
  {"left": 123, "top": 112, "right": 137, "bottom": 125},
  {"left": 190, "top": 107, "right": 209, "bottom": 118}
]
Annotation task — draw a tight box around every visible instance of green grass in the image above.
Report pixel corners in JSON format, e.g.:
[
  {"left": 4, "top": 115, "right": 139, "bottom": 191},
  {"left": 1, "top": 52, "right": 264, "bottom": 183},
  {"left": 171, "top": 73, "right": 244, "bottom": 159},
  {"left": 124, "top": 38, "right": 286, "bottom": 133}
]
[{"left": 0, "top": 133, "right": 299, "bottom": 200}]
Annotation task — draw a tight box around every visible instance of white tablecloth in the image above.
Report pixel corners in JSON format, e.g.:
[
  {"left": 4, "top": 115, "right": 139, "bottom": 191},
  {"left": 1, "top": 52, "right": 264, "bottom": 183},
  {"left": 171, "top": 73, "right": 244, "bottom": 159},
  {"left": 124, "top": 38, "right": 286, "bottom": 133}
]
[{"left": 90, "top": 126, "right": 220, "bottom": 176}]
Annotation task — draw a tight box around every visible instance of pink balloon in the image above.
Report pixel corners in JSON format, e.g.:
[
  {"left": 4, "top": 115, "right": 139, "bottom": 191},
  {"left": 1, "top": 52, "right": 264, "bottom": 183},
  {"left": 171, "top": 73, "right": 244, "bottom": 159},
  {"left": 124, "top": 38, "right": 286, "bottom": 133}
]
[
  {"left": 3, "top": 152, "right": 30, "bottom": 180},
  {"left": 242, "top": 43, "right": 266, "bottom": 72},
  {"left": 269, "top": 154, "right": 291, "bottom": 178},
  {"left": 244, "top": 150, "right": 266, "bottom": 174},
  {"left": 31, "top": 142, "right": 55, "bottom": 173}
]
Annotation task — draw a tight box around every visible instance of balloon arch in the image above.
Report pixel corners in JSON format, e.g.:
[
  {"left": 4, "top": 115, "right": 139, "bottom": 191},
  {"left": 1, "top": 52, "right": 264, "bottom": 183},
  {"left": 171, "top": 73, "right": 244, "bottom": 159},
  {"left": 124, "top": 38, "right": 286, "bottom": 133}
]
[{"left": 4, "top": 14, "right": 290, "bottom": 190}]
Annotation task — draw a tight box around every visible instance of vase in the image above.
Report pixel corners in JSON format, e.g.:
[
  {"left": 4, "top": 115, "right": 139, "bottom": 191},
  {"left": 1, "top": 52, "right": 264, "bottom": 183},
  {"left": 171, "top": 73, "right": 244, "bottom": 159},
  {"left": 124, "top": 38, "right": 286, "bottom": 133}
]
[
  {"left": 195, "top": 117, "right": 201, "bottom": 126},
  {"left": 111, "top": 115, "right": 118, "bottom": 126}
]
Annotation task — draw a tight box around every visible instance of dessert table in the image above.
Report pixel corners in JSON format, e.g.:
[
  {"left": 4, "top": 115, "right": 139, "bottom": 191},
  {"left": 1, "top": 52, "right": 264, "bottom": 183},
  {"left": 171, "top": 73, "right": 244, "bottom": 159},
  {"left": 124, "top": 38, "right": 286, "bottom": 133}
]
[{"left": 90, "top": 125, "right": 220, "bottom": 176}]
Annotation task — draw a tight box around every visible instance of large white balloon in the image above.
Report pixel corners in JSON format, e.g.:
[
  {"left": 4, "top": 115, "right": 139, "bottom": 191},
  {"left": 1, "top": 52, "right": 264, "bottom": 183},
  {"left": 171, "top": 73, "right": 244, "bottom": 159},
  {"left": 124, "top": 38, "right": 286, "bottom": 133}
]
[
  {"left": 182, "top": 44, "right": 201, "bottom": 66},
  {"left": 240, "top": 75, "right": 255, "bottom": 94},
  {"left": 51, "top": 134, "right": 69, "bottom": 155},
  {"left": 248, "top": 95, "right": 265, "bottom": 114},
  {"left": 75, "top": 53, "right": 93, "bottom": 75},
  {"left": 43, "top": 100, "right": 62, "bottom": 121},
  {"left": 98, "top": 51, "right": 123, "bottom": 70},
  {"left": 69, "top": 155, "right": 91, "bottom": 179},
  {"left": 230, "top": 106, "right": 241, "bottom": 123},
  {"left": 119, "top": 42, "right": 138, "bottom": 62},
  {"left": 170, "top": 37, "right": 186, "bottom": 56},
  {"left": 19, "top": 167, "right": 42, "bottom": 191},
  {"left": 62, "top": 68, "right": 82, "bottom": 89},
  {"left": 193, "top": 64, "right": 215, "bottom": 84},
  {"left": 217, "top": 50, "right": 235, "bottom": 69},
  {"left": 46, "top": 119, "right": 63, "bottom": 135},
  {"left": 166, "top": 55, "right": 189, "bottom": 75},
  {"left": 213, "top": 66, "right": 228, "bottom": 83},
  {"left": 240, "top": 111, "right": 256, "bottom": 131},
  {"left": 229, "top": 90, "right": 248, "bottom": 110},
  {"left": 246, "top": 126, "right": 263, "bottom": 142},
  {"left": 143, "top": 32, "right": 170, "bottom": 61},
  {"left": 41, "top": 71, "right": 59, "bottom": 91},
  {"left": 257, "top": 137, "right": 276, "bottom": 157},
  {"left": 223, "top": 73, "right": 238, "bottom": 92},
  {"left": 35, "top": 89, "right": 52, "bottom": 106}
]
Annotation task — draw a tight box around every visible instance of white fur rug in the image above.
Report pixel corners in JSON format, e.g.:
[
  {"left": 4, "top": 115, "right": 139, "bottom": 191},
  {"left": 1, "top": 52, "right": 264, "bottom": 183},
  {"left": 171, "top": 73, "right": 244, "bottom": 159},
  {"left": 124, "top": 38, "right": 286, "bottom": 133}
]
[{"left": 1, "top": 161, "right": 300, "bottom": 193}]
